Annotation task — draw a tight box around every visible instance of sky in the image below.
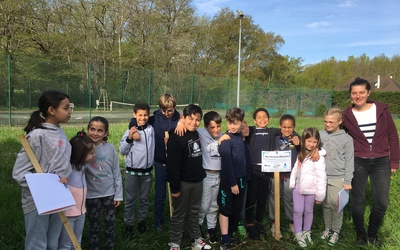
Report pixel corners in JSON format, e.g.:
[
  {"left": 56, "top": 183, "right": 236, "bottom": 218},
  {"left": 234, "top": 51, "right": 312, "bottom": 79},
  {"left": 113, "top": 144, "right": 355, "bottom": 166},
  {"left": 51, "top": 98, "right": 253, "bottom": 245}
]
[{"left": 192, "top": 0, "right": 400, "bottom": 65}]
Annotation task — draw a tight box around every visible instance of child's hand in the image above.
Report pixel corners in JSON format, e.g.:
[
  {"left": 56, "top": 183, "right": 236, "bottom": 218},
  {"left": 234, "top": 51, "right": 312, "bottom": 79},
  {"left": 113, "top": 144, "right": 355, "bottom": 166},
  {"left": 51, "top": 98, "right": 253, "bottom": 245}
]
[
  {"left": 310, "top": 148, "right": 320, "bottom": 162},
  {"left": 315, "top": 200, "right": 322, "bottom": 205},
  {"left": 174, "top": 120, "right": 186, "bottom": 136},
  {"left": 290, "top": 136, "right": 300, "bottom": 146},
  {"left": 343, "top": 184, "right": 352, "bottom": 190},
  {"left": 218, "top": 134, "right": 231, "bottom": 145},
  {"left": 172, "top": 192, "right": 181, "bottom": 198},
  {"left": 231, "top": 185, "right": 239, "bottom": 195},
  {"left": 129, "top": 127, "right": 140, "bottom": 141},
  {"left": 58, "top": 177, "right": 68, "bottom": 185},
  {"left": 114, "top": 200, "right": 121, "bottom": 207}
]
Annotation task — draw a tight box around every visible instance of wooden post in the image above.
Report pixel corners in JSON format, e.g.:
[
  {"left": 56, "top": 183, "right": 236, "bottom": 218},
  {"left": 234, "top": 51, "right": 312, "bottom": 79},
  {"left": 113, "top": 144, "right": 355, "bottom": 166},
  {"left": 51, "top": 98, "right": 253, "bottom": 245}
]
[
  {"left": 274, "top": 171, "right": 281, "bottom": 241},
  {"left": 19, "top": 135, "right": 82, "bottom": 250}
]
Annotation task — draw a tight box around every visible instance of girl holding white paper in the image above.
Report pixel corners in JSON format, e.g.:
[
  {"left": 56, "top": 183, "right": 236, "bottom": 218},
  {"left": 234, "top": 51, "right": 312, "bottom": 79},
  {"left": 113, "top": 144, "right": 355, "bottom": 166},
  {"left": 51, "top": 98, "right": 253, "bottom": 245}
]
[
  {"left": 12, "top": 90, "right": 73, "bottom": 250},
  {"left": 320, "top": 108, "right": 354, "bottom": 246},
  {"left": 58, "top": 131, "right": 95, "bottom": 249}
]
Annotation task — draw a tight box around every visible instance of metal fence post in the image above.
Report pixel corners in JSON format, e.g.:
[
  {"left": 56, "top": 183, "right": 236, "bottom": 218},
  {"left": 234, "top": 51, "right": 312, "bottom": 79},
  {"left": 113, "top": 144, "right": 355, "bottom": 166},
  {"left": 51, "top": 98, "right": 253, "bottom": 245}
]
[{"left": 8, "top": 54, "right": 11, "bottom": 126}]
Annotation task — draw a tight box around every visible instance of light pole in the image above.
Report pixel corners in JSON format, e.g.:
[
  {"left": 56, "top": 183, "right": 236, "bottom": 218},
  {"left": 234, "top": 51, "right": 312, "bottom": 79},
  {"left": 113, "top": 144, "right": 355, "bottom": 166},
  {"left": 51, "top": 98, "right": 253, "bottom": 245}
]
[{"left": 237, "top": 10, "right": 244, "bottom": 107}]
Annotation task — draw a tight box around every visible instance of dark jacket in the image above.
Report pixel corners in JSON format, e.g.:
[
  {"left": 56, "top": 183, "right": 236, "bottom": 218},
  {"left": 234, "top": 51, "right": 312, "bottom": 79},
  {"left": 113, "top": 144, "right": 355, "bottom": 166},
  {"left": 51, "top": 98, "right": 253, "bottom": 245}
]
[
  {"left": 343, "top": 100, "right": 399, "bottom": 169},
  {"left": 219, "top": 132, "right": 247, "bottom": 187}
]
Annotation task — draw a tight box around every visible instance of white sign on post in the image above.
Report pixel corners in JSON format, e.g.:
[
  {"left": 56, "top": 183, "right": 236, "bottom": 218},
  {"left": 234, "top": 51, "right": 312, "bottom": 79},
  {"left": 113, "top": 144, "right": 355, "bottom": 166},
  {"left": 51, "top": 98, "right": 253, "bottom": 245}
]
[{"left": 261, "top": 150, "right": 291, "bottom": 173}]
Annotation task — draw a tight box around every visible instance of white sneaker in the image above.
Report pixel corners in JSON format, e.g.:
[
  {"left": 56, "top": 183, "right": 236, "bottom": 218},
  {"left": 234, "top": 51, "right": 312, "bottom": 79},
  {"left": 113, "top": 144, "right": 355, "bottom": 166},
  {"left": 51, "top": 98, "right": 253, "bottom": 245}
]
[
  {"left": 295, "top": 232, "right": 307, "bottom": 248},
  {"left": 320, "top": 229, "right": 332, "bottom": 240},
  {"left": 271, "top": 223, "right": 282, "bottom": 238},
  {"left": 303, "top": 231, "right": 313, "bottom": 245},
  {"left": 169, "top": 242, "right": 180, "bottom": 250},
  {"left": 192, "top": 237, "right": 212, "bottom": 250},
  {"left": 328, "top": 232, "right": 339, "bottom": 246}
]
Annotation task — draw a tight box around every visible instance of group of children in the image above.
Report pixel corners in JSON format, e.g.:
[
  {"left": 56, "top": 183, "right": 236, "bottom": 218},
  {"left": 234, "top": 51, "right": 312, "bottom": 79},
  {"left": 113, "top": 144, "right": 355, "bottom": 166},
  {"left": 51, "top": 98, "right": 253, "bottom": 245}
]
[{"left": 12, "top": 90, "right": 354, "bottom": 250}]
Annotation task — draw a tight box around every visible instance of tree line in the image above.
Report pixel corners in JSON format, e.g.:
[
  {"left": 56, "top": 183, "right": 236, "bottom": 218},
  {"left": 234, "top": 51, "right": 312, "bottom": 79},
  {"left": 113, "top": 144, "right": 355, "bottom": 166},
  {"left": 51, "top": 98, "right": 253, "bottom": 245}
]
[{"left": 1, "top": 0, "right": 399, "bottom": 91}]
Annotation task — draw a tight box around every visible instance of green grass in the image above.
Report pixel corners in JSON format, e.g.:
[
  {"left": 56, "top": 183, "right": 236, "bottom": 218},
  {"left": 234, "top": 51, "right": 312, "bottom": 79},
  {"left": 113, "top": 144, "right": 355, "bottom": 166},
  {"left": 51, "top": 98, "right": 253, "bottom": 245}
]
[{"left": 1, "top": 117, "right": 400, "bottom": 249}]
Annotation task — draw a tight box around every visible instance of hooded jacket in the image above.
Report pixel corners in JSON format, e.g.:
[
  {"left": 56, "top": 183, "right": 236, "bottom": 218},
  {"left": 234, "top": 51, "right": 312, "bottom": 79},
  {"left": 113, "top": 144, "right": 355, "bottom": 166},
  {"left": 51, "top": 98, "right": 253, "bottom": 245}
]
[
  {"left": 289, "top": 148, "right": 327, "bottom": 202},
  {"left": 120, "top": 124, "right": 155, "bottom": 172},
  {"left": 343, "top": 100, "right": 399, "bottom": 169}
]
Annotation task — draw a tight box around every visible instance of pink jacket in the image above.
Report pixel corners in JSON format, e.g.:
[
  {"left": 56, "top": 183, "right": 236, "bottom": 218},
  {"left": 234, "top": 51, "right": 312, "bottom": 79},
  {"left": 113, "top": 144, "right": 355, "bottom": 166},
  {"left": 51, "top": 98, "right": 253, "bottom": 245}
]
[{"left": 289, "top": 149, "right": 327, "bottom": 202}]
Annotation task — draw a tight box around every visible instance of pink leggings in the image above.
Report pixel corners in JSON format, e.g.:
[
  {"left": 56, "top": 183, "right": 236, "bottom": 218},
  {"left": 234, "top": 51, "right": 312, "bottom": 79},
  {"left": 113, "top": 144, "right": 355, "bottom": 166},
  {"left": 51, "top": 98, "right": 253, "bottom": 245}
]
[{"left": 292, "top": 186, "right": 315, "bottom": 233}]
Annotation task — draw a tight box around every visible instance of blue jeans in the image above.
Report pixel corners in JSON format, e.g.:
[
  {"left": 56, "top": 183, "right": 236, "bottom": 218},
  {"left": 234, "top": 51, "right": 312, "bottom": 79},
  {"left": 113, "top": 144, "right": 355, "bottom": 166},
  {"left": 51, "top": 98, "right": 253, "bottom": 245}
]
[
  {"left": 58, "top": 214, "right": 85, "bottom": 250},
  {"left": 351, "top": 157, "right": 391, "bottom": 237},
  {"left": 24, "top": 210, "right": 63, "bottom": 250},
  {"left": 154, "top": 162, "right": 167, "bottom": 229}
]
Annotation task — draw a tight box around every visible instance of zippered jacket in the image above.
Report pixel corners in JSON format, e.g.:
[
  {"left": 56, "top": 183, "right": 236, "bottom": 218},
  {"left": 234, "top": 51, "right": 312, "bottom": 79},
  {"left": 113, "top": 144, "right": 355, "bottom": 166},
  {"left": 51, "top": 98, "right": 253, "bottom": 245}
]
[
  {"left": 343, "top": 100, "right": 399, "bottom": 169},
  {"left": 290, "top": 149, "right": 327, "bottom": 202}
]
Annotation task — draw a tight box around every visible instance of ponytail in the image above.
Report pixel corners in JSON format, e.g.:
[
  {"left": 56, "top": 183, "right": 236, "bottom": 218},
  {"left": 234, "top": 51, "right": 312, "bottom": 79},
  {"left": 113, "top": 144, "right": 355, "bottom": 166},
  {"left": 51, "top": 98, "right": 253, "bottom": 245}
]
[{"left": 24, "top": 110, "right": 45, "bottom": 133}]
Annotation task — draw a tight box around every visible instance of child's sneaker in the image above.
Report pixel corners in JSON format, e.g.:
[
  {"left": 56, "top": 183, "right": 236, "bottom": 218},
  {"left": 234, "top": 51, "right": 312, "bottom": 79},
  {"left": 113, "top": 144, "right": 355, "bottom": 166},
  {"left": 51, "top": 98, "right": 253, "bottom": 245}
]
[
  {"left": 320, "top": 229, "right": 332, "bottom": 240},
  {"left": 137, "top": 220, "right": 146, "bottom": 234},
  {"left": 124, "top": 225, "right": 133, "bottom": 239},
  {"left": 169, "top": 242, "right": 180, "bottom": 250},
  {"left": 206, "top": 228, "right": 218, "bottom": 244},
  {"left": 295, "top": 232, "right": 307, "bottom": 248},
  {"left": 220, "top": 241, "right": 235, "bottom": 250},
  {"left": 271, "top": 222, "right": 282, "bottom": 238},
  {"left": 303, "top": 231, "right": 313, "bottom": 245},
  {"left": 255, "top": 222, "right": 266, "bottom": 235},
  {"left": 328, "top": 232, "right": 339, "bottom": 246},
  {"left": 237, "top": 223, "right": 246, "bottom": 236},
  {"left": 191, "top": 237, "right": 212, "bottom": 250},
  {"left": 247, "top": 224, "right": 260, "bottom": 240},
  {"left": 289, "top": 223, "right": 295, "bottom": 234}
]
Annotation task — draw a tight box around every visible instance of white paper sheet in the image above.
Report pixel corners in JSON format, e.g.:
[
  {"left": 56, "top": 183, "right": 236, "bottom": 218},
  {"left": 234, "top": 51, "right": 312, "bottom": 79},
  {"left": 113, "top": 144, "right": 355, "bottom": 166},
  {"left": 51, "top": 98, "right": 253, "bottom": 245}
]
[
  {"left": 337, "top": 188, "right": 349, "bottom": 214},
  {"left": 25, "top": 173, "right": 76, "bottom": 215}
]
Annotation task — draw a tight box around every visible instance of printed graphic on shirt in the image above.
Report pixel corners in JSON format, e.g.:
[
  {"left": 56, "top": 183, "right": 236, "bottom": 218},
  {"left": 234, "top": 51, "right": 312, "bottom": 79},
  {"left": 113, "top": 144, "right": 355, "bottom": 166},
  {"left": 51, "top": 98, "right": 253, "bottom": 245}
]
[
  {"left": 188, "top": 139, "right": 202, "bottom": 158},
  {"left": 88, "top": 154, "right": 109, "bottom": 179},
  {"left": 205, "top": 139, "right": 221, "bottom": 158}
]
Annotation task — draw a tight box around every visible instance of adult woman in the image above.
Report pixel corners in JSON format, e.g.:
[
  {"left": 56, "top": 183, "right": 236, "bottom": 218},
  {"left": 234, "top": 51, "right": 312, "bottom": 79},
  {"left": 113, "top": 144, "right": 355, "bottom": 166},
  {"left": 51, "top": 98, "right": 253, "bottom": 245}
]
[{"left": 343, "top": 77, "right": 399, "bottom": 246}]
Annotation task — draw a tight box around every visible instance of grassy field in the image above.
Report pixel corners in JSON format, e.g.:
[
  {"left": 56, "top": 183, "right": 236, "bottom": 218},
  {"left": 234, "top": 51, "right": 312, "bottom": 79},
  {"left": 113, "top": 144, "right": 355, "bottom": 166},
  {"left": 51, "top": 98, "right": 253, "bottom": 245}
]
[{"left": 1, "top": 115, "right": 400, "bottom": 249}]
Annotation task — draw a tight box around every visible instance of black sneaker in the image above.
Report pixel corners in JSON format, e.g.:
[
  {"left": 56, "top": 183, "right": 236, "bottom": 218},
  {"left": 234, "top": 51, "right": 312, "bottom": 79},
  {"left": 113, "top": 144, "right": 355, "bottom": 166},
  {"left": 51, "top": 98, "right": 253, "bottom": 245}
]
[
  {"left": 207, "top": 228, "right": 218, "bottom": 244},
  {"left": 368, "top": 236, "right": 382, "bottom": 247},
  {"left": 356, "top": 234, "right": 368, "bottom": 246},
  {"left": 124, "top": 225, "right": 133, "bottom": 239},
  {"left": 220, "top": 241, "right": 235, "bottom": 250},
  {"left": 138, "top": 220, "right": 147, "bottom": 234},
  {"left": 247, "top": 225, "right": 260, "bottom": 240},
  {"left": 255, "top": 222, "right": 267, "bottom": 235}
]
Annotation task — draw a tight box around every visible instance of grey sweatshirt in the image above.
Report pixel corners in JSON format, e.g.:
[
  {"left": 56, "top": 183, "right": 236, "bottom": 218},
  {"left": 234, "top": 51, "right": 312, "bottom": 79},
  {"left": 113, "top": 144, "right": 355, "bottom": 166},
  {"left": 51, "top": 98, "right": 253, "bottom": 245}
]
[
  {"left": 86, "top": 142, "right": 123, "bottom": 201},
  {"left": 320, "top": 129, "right": 354, "bottom": 185},
  {"left": 12, "top": 123, "right": 72, "bottom": 214}
]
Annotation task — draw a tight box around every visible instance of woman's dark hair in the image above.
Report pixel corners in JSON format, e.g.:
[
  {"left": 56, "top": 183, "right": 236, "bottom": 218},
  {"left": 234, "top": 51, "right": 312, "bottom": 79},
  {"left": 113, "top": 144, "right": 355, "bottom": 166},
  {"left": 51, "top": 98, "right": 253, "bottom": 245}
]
[
  {"left": 87, "top": 116, "right": 109, "bottom": 141},
  {"left": 349, "top": 77, "right": 371, "bottom": 93},
  {"left": 298, "top": 127, "right": 321, "bottom": 164},
  {"left": 70, "top": 131, "right": 94, "bottom": 171},
  {"left": 24, "top": 90, "right": 70, "bottom": 133}
]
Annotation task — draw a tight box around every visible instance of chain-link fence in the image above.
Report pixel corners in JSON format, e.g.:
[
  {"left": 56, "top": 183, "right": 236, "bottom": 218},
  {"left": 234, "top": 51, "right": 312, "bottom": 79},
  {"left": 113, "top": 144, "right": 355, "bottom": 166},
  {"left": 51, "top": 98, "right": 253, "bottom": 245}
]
[{"left": 1, "top": 55, "right": 331, "bottom": 125}]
